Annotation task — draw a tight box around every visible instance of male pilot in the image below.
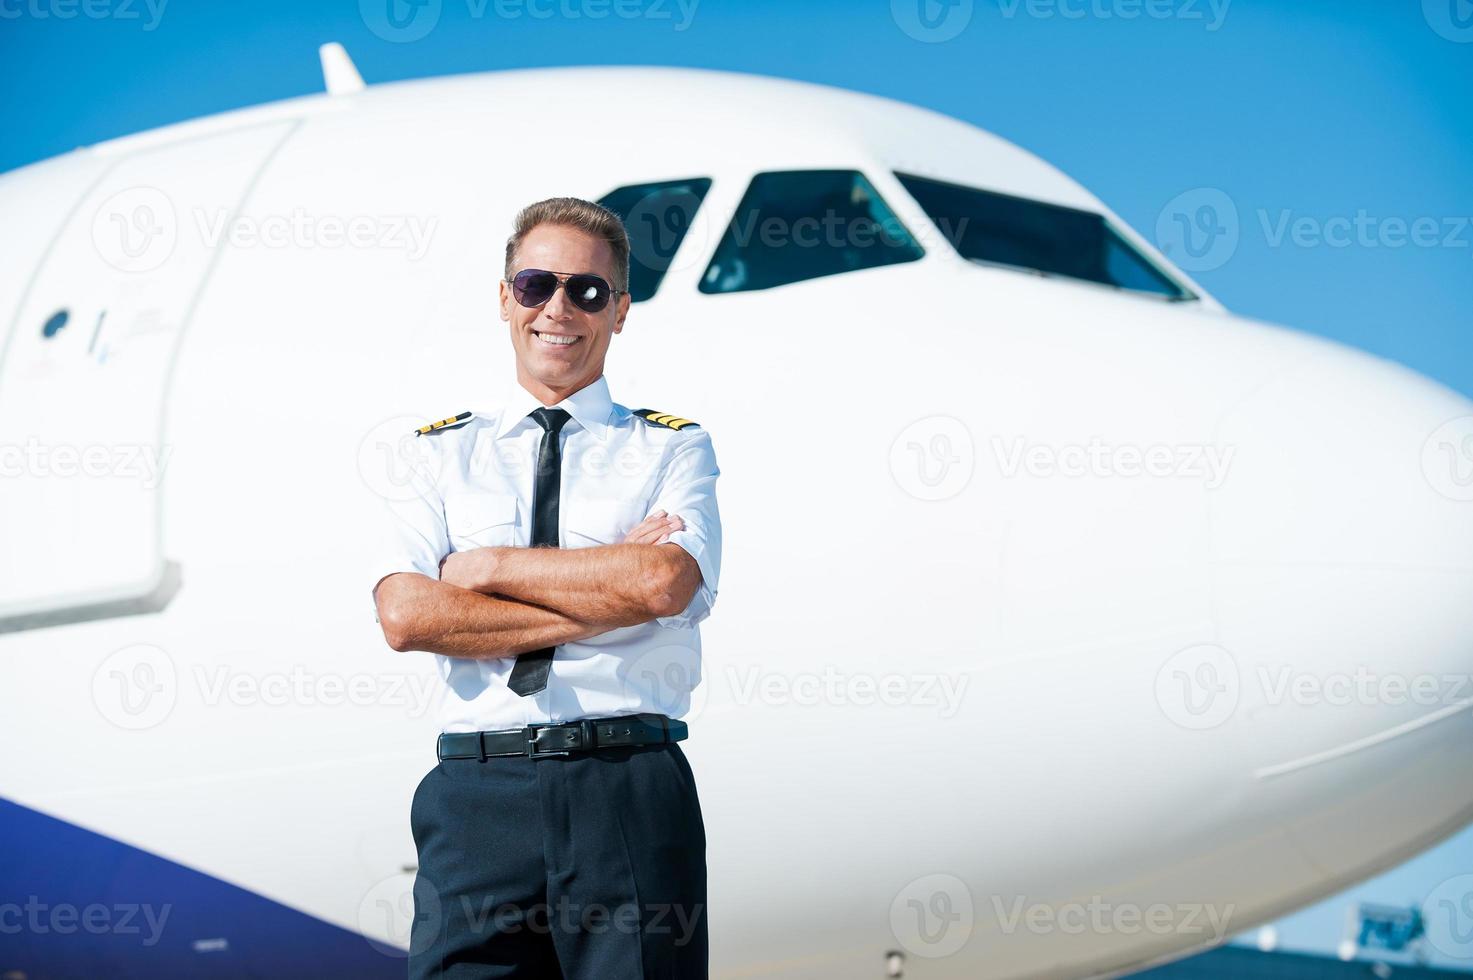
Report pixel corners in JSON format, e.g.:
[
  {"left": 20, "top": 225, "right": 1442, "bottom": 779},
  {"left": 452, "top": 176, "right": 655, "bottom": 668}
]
[{"left": 371, "top": 197, "right": 720, "bottom": 979}]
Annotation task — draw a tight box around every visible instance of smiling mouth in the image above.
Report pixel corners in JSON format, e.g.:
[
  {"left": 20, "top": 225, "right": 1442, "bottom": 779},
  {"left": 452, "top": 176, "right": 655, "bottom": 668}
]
[{"left": 534, "top": 331, "right": 582, "bottom": 348}]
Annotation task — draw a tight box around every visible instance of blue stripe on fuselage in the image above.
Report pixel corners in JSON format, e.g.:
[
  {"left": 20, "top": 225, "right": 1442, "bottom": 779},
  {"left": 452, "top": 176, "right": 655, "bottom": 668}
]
[{"left": 0, "top": 796, "right": 403, "bottom": 978}]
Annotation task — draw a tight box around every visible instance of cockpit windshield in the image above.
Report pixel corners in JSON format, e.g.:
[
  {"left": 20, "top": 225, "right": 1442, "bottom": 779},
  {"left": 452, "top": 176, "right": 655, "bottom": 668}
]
[
  {"left": 599, "top": 177, "right": 712, "bottom": 302},
  {"left": 699, "top": 170, "right": 924, "bottom": 294},
  {"left": 895, "top": 171, "right": 1195, "bottom": 301}
]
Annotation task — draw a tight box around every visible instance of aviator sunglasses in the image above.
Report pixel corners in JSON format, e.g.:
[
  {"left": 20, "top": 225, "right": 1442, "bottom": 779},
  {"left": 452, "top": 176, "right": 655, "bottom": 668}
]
[{"left": 505, "top": 268, "right": 624, "bottom": 314}]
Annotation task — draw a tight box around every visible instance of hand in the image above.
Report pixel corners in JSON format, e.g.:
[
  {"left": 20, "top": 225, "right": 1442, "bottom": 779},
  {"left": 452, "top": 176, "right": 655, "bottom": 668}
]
[
  {"left": 440, "top": 547, "right": 502, "bottom": 592},
  {"left": 622, "top": 509, "right": 684, "bottom": 545}
]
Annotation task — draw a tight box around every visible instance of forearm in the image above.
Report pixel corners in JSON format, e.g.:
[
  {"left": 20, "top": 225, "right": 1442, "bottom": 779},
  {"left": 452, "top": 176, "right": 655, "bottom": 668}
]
[
  {"left": 442, "top": 543, "right": 696, "bottom": 628},
  {"left": 374, "top": 572, "right": 609, "bottom": 658}
]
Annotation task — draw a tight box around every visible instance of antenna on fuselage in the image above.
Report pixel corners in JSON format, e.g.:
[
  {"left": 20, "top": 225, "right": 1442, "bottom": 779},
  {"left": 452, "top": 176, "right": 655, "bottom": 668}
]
[{"left": 318, "top": 42, "right": 366, "bottom": 96}]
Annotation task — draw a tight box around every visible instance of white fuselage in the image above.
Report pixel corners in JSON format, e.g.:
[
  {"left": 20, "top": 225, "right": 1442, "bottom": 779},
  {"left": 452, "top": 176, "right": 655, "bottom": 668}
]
[{"left": 1, "top": 66, "right": 1471, "bottom": 979}]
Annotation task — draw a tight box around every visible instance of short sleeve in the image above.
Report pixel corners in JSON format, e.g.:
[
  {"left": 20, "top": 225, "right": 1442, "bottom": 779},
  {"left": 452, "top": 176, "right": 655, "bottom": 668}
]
[
  {"left": 369, "top": 447, "right": 451, "bottom": 623},
  {"left": 650, "top": 427, "right": 722, "bottom": 630}
]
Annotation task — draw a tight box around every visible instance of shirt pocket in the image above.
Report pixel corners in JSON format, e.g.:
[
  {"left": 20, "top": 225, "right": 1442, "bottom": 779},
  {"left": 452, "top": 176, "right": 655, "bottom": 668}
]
[
  {"left": 563, "top": 497, "right": 650, "bottom": 548},
  {"left": 445, "top": 494, "right": 520, "bottom": 551}
]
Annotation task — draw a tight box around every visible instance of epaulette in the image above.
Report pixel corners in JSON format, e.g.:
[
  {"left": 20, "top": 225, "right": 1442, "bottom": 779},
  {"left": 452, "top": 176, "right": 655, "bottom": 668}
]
[
  {"left": 633, "top": 409, "right": 700, "bottom": 431},
  {"left": 413, "top": 411, "right": 473, "bottom": 437}
]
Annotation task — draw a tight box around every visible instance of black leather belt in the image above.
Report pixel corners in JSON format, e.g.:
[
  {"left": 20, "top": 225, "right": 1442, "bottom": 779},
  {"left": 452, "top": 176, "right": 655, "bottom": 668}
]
[{"left": 437, "top": 712, "right": 687, "bottom": 762}]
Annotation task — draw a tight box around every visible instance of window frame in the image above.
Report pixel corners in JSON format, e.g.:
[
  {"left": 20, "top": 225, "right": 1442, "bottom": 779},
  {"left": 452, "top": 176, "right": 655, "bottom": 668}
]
[
  {"left": 597, "top": 176, "right": 714, "bottom": 303},
  {"left": 893, "top": 170, "right": 1199, "bottom": 303},
  {"left": 696, "top": 168, "right": 927, "bottom": 296}
]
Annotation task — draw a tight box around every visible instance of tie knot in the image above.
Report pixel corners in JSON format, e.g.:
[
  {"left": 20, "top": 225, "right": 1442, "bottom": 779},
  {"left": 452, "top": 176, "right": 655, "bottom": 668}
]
[{"left": 530, "top": 406, "right": 571, "bottom": 434}]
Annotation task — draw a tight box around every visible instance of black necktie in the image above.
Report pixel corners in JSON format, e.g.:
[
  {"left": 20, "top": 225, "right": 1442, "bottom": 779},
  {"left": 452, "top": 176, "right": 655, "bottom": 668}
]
[{"left": 507, "top": 406, "right": 571, "bottom": 697}]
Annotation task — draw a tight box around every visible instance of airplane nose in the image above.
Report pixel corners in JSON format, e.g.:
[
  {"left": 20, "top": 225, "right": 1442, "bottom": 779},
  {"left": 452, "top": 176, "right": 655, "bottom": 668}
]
[{"left": 1208, "top": 339, "right": 1473, "bottom": 878}]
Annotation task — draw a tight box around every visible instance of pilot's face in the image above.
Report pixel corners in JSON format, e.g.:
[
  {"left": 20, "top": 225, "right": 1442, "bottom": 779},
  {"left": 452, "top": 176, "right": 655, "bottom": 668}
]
[{"left": 500, "top": 223, "right": 629, "bottom": 398}]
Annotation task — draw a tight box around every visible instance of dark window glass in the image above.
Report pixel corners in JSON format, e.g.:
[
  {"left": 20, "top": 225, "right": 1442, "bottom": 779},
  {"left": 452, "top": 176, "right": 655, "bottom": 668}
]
[
  {"left": 894, "top": 172, "right": 1192, "bottom": 300},
  {"left": 699, "top": 170, "right": 924, "bottom": 294},
  {"left": 598, "top": 178, "right": 712, "bottom": 302}
]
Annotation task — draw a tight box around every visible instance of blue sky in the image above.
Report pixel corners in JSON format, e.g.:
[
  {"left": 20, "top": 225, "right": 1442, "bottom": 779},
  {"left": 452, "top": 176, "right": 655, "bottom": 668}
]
[
  {"left": 3, "top": 0, "right": 1471, "bottom": 969},
  {"left": 2, "top": 0, "right": 1470, "bottom": 394}
]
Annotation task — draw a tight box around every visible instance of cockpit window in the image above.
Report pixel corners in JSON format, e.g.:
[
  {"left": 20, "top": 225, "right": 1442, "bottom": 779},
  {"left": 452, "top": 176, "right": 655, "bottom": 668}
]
[
  {"left": 599, "top": 178, "right": 712, "bottom": 302},
  {"left": 894, "top": 172, "right": 1194, "bottom": 301},
  {"left": 699, "top": 170, "right": 924, "bottom": 294}
]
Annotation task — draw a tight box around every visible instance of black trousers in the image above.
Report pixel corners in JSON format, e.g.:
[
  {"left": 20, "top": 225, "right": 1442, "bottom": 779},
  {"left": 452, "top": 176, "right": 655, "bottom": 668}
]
[{"left": 407, "top": 741, "right": 708, "bottom": 979}]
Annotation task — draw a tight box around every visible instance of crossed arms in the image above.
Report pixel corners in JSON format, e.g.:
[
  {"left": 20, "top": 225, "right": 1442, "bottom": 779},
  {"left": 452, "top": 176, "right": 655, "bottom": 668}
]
[{"left": 373, "top": 511, "right": 702, "bottom": 659}]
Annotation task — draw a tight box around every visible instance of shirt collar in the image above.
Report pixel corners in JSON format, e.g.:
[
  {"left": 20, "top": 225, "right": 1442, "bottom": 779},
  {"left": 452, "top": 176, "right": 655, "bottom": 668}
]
[{"left": 492, "top": 373, "right": 615, "bottom": 443}]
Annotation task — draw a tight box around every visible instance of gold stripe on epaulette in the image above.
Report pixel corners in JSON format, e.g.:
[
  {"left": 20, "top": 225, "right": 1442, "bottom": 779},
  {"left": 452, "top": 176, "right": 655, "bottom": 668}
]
[
  {"left": 414, "top": 411, "right": 472, "bottom": 436},
  {"left": 634, "top": 409, "right": 700, "bottom": 430}
]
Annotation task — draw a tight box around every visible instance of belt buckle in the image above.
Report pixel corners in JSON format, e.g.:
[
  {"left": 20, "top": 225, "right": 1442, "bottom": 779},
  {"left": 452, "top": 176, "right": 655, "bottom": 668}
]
[
  {"left": 525, "top": 719, "right": 601, "bottom": 758},
  {"left": 525, "top": 722, "right": 572, "bottom": 759}
]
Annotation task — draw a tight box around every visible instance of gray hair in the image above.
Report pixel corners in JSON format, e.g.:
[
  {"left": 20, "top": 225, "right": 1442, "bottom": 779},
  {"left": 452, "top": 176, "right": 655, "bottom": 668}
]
[{"left": 504, "top": 196, "right": 630, "bottom": 292}]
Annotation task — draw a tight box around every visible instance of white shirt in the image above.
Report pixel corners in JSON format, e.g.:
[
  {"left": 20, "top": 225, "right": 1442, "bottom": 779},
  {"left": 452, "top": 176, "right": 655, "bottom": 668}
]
[{"left": 371, "top": 374, "right": 721, "bottom": 733}]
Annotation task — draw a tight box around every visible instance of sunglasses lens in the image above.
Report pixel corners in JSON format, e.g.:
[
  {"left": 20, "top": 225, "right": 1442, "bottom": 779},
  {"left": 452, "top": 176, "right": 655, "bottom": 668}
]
[
  {"left": 512, "top": 270, "right": 557, "bottom": 307},
  {"left": 566, "top": 275, "right": 611, "bottom": 313},
  {"left": 511, "top": 270, "right": 614, "bottom": 312}
]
